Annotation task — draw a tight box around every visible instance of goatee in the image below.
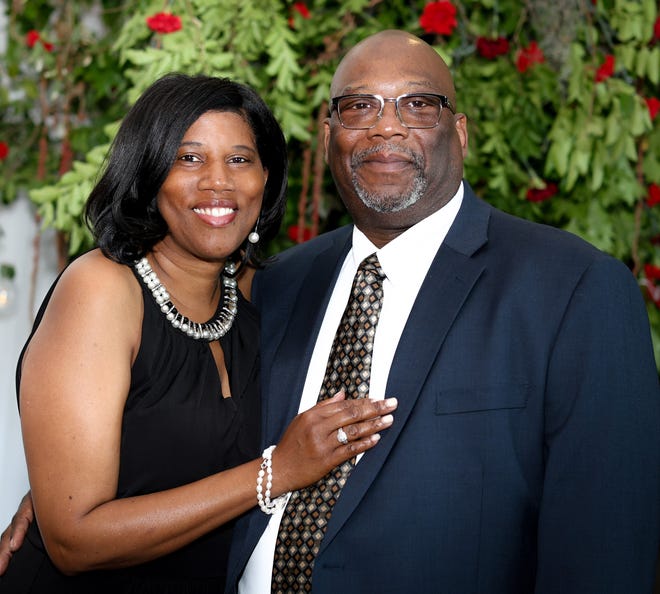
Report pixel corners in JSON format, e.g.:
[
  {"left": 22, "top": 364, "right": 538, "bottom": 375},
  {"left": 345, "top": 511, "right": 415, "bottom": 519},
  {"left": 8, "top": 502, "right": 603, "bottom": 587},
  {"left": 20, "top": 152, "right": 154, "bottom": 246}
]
[{"left": 350, "top": 143, "right": 427, "bottom": 213}]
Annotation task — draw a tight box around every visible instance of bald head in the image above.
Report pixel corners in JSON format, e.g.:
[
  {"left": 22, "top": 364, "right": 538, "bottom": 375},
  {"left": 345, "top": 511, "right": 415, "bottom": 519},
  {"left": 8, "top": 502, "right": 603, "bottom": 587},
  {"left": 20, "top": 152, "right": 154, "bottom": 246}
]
[
  {"left": 324, "top": 29, "right": 468, "bottom": 247},
  {"left": 330, "top": 30, "right": 457, "bottom": 109}
]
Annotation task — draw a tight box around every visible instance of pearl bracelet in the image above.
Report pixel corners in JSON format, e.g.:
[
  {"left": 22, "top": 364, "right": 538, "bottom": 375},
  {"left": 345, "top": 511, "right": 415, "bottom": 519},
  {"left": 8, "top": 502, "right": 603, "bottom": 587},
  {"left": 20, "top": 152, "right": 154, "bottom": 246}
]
[{"left": 257, "top": 445, "right": 286, "bottom": 514}]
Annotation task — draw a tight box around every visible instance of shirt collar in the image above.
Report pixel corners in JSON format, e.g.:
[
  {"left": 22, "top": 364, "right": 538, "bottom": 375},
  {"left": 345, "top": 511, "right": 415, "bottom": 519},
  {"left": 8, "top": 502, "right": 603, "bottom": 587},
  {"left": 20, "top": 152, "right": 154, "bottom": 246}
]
[{"left": 351, "top": 181, "right": 464, "bottom": 286}]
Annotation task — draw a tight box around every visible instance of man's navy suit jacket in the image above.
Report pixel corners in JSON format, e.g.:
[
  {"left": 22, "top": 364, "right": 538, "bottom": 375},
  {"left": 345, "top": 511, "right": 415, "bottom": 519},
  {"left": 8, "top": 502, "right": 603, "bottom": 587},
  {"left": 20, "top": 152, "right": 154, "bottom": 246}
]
[{"left": 227, "top": 182, "right": 660, "bottom": 593}]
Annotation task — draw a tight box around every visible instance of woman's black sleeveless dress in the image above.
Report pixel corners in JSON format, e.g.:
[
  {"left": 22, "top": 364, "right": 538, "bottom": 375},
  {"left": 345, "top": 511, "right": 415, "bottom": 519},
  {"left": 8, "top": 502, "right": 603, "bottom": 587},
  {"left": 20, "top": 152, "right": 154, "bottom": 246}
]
[{"left": 1, "top": 266, "right": 261, "bottom": 593}]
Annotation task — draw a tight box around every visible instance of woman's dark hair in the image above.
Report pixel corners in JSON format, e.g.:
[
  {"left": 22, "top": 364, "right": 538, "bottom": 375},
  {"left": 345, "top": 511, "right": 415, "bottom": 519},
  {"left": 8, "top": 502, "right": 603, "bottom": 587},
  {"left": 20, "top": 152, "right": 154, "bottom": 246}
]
[{"left": 84, "top": 73, "right": 288, "bottom": 266}]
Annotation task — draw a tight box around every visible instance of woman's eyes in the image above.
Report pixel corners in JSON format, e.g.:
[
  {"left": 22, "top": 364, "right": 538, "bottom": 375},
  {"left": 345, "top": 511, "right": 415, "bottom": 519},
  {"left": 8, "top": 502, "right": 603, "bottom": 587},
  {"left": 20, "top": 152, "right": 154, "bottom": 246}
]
[
  {"left": 228, "top": 156, "right": 250, "bottom": 164},
  {"left": 178, "top": 153, "right": 202, "bottom": 162},
  {"left": 177, "top": 154, "right": 251, "bottom": 164}
]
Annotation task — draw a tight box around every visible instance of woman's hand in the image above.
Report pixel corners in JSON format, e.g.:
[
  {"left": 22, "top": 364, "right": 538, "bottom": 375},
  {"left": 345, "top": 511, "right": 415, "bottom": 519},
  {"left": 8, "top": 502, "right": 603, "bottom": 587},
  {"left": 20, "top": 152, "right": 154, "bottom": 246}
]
[{"left": 272, "top": 391, "right": 397, "bottom": 494}]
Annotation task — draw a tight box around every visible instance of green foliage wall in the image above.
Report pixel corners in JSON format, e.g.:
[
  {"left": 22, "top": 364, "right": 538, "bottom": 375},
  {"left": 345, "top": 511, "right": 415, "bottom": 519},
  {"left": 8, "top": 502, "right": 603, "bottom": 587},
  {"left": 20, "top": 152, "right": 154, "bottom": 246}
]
[{"left": 1, "top": 0, "right": 660, "bottom": 364}]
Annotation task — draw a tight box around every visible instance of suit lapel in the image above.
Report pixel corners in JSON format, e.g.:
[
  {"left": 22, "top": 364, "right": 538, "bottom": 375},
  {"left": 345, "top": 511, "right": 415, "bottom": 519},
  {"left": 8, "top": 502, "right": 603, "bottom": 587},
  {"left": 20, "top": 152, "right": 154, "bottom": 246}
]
[
  {"left": 263, "top": 230, "right": 353, "bottom": 443},
  {"left": 319, "top": 185, "right": 491, "bottom": 549}
]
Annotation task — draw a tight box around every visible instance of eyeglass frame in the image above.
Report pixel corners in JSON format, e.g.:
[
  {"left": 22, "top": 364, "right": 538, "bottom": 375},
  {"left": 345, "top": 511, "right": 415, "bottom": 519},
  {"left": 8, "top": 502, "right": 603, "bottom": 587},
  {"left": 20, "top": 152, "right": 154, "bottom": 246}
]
[{"left": 330, "top": 93, "right": 455, "bottom": 130}]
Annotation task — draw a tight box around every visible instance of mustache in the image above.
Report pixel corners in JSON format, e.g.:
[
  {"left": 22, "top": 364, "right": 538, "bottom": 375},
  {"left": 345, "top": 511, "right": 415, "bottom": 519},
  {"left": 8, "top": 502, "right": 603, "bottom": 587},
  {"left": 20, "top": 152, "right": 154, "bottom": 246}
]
[{"left": 351, "top": 143, "right": 424, "bottom": 169}]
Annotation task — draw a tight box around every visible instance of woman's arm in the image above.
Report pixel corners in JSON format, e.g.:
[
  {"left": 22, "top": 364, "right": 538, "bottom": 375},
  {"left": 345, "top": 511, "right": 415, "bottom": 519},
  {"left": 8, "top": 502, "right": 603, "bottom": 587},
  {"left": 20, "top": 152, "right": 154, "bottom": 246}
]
[{"left": 20, "top": 252, "right": 396, "bottom": 575}]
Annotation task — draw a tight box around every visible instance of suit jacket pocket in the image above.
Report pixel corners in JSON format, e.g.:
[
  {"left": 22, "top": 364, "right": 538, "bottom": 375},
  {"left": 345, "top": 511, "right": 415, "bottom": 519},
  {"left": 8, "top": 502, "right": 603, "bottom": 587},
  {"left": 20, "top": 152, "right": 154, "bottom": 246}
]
[{"left": 435, "top": 383, "right": 530, "bottom": 415}]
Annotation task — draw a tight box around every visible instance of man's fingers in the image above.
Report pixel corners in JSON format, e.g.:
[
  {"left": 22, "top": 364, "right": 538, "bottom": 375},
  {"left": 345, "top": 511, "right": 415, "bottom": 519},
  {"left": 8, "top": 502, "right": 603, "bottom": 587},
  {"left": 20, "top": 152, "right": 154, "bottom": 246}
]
[
  {"left": 17, "top": 492, "right": 35, "bottom": 523},
  {"left": 0, "top": 492, "right": 34, "bottom": 576},
  {"left": 0, "top": 550, "right": 12, "bottom": 575},
  {"left": 0, "top": 526, "right": 14, "bottom": 575},
  {"left": 9, "top": 515, "right": 30, "bottom": 550}
]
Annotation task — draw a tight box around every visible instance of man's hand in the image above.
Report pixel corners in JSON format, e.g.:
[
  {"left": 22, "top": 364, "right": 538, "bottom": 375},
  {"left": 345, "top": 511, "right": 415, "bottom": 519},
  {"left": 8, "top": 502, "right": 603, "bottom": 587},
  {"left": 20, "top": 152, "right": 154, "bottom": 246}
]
[{"left": 0, "top": 492, "right": 34, "bottom": 575}]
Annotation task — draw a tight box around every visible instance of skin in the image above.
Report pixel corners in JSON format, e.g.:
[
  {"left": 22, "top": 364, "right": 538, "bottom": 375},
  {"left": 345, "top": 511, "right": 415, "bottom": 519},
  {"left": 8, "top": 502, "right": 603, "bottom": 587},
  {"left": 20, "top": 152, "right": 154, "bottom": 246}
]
[
  {"left": 324, "top": 30, "right": 469, "bottom": 248},
  {"left": 0, "top": 494, "right": 32, "bottom": 573},
  {"left": 1, "top": 110, "right": 397, "bottom": 575}
]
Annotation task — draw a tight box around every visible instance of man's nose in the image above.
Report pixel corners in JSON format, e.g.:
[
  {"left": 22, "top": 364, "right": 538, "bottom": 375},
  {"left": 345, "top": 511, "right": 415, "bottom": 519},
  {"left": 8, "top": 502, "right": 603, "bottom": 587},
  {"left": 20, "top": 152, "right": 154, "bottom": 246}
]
[{"left": 367, "top": 100, "right": 409, "bottom": 139}]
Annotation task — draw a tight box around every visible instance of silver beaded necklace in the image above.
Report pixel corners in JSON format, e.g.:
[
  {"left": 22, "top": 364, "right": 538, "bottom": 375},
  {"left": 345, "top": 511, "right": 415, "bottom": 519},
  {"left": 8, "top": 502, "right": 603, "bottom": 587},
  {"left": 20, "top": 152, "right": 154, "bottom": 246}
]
[{"left": 134, "top": 257, "right": 238, "bottom": 341}]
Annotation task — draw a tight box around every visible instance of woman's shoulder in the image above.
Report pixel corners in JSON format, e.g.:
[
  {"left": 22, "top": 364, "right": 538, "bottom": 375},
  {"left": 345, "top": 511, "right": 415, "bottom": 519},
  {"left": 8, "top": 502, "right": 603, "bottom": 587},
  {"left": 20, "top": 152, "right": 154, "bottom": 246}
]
[
  {"left": 57, "top": 250, "right": 139, "bottom": 302},
  {"left": 21, "top": 250, "right": 144, "bottom": 380},
  {"left": 44, "top": 249, "right": 142, "bottom": 337},
  {"left": 65, "top": 248, "right": 133, "bottom": 281}
]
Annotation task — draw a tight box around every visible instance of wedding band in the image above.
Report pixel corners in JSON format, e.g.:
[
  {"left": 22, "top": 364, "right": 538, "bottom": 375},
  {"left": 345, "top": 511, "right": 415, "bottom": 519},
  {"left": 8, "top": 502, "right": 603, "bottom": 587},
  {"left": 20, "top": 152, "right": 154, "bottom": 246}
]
[{"left": 337, "top": 427, "right": 349, "bottom": 445}]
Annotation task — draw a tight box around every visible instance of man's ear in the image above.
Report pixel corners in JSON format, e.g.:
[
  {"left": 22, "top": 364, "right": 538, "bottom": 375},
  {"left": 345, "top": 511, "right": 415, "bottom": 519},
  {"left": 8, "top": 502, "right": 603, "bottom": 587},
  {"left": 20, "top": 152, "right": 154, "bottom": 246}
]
[
  {"left": 323, "top": 117, "right": 331, "bottom": 163},
  {"left": 455, "top": 113, "right": 468, "bottom": 158}
]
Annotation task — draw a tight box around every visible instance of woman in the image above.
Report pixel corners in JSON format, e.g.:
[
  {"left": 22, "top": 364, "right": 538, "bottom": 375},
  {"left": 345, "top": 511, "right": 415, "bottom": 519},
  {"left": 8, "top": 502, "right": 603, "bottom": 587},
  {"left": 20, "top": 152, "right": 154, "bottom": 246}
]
[{"left": 0, "top": 74, "right": 396, "bottom": 592}]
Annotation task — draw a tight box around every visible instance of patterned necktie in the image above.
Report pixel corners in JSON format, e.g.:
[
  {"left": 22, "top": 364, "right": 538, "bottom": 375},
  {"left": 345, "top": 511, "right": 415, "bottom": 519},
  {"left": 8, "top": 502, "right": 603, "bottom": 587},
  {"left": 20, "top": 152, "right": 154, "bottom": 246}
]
[{"left": 271, "top": 253, "right": 386, "bottom": 593}]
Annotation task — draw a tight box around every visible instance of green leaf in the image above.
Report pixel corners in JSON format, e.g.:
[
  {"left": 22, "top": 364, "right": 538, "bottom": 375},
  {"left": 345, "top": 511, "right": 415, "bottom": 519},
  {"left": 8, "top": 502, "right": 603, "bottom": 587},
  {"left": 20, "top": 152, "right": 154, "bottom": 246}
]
[
  {"left": 123, "top": 48, "right": 162, "bottom": 66},
  {"left": 647, "top": 48, "right": 660, "bottom": 85}
]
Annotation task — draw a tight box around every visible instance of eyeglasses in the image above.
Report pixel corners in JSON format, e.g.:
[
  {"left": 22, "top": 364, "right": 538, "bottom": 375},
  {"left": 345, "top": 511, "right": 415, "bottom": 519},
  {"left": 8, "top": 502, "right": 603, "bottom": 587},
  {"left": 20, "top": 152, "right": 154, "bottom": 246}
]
[{"left": 330, "top": 93, "right": 455, "bottom": 130}]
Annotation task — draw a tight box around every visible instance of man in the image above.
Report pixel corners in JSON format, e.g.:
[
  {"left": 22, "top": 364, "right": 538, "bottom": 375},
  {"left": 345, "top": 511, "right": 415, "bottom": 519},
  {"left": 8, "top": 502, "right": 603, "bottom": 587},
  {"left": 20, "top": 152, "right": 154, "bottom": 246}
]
[
  {"left": 228, "top": 29, "right": 660, "bottom": 593},
  {"left": 3, "top": 29, "right": 660, "bottom": 593}
]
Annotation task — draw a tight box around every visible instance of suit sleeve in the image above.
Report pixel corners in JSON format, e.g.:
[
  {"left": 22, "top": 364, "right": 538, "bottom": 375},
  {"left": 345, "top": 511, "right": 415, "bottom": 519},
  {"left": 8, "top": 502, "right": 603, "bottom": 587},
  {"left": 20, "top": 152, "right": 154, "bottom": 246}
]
[{"left": 535, "top": 256, "right": 660, "bottom": 593}]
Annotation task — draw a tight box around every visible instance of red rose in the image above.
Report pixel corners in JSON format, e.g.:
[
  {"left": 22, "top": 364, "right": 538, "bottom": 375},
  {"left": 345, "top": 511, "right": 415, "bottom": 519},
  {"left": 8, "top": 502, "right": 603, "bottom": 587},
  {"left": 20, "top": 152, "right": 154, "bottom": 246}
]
[
  {"left": 287, "top": 225, "right": 312, "bottom": 243},
  {"left": 292, "top": 2, "right": 310, "bottom": 19},
  {"left": 525, "top": 182, "right": 558, "bottom": 203},
  {"left": 595, "top": 54, "right": 615, "bottom": 82},
  {"left": 654, "top": 16, "right": 660, "bottom": 41},
  {"left": 476, "top": 37, "right": 510, "bottom": 60},
  {"left": 647, "top": 184, "right": 660, "bottom": 207},
  {"left": 645, "top": 97, "right": 660, "bottom": 121},
  {"left": 643, "top": 264, "right": 660, "bottom": 307},
  {"left": 26, "top": 30, "right": 53, "bottom": 51},
  {"left": 146, "top": 12, "right": 182, "bottom": 34},
  {"left": 515, "top": 41, "right": 545, "bottom": 73},
  {"left": 26, "top": 30, "right": 40, "bottom": 48},
  {"left": 289, "top": 2, "right": 311, "bottom": 27},
  {"left": 646, "top": 263, "right": 660, "bottom": 282},
  {"left": 0, "top": 142, "right": 9, "bottom": 160},
  {"left": 419, "top": 1, "right": 458, "bottom": 36}
]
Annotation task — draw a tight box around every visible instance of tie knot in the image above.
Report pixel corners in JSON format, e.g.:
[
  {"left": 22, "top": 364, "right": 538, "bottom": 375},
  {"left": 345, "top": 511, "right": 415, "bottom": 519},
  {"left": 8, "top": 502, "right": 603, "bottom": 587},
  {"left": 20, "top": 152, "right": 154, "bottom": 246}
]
[{"left": 359, "top": 253, "right": 385, "bottom": 280}]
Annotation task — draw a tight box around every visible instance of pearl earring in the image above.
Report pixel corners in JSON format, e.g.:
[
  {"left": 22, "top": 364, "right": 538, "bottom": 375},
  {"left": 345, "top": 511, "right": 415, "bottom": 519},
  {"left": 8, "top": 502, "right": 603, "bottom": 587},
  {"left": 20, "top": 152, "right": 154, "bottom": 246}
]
[{"left": 248, "top": 218, "right": 260, "bottom": 244}]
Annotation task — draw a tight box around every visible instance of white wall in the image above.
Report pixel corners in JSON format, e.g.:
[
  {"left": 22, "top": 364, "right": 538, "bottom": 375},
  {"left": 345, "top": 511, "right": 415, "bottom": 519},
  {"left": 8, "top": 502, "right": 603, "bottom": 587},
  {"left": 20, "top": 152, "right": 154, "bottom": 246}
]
[{"left": 0, "top": 195, "right": 59, "bottom": 527}]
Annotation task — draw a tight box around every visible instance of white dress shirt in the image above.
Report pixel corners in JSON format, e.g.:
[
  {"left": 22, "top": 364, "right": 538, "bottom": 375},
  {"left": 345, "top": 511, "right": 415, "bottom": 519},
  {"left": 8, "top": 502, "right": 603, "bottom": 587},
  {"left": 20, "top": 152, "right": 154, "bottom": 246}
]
[{"left": 239, "top": 183, "right": 463, "bottom": 593}]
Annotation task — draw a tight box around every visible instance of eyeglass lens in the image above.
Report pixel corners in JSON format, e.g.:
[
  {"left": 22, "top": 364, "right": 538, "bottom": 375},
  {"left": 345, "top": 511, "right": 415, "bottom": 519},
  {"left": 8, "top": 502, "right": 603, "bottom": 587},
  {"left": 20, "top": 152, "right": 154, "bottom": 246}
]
[{"left": 336, "top": 94, "right": 444, "bottom": 129}]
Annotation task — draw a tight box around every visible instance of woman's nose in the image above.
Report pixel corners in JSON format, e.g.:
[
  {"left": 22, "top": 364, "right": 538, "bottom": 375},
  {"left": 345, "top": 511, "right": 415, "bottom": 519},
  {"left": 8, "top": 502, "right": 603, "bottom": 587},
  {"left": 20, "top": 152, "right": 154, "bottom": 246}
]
[{"left": 198, "top": 161, "right": 233, "bottom": 191}]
